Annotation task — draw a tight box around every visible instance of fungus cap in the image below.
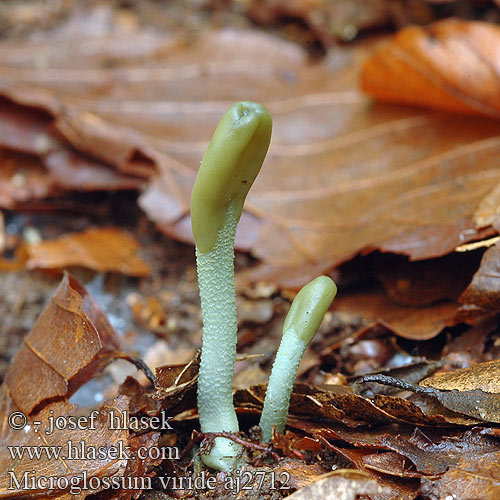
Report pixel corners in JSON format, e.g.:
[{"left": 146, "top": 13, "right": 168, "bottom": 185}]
[
  {"left": 283, "top": 276, "right": 337, "bottom": 344},
  {"left": 191, "top": 101, "right": 272, "bottom": 254}
]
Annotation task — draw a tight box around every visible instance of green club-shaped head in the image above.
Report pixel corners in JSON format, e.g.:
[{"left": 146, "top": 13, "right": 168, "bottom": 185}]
[
  {"left": 283, "top": 276, "right": 337, "bottom": 344},
  {"left": 191, "top": 101, "right": 272, "bottom": 254}
]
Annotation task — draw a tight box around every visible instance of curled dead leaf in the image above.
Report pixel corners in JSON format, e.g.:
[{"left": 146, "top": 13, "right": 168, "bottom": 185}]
[
  {"left": 362, "top": 19, "right": 500, "bottom": 118},
  {"left": 0, "top": 272, "right": 159, "bottom": 500},
  {"left": 460, "top": 242, "right": 500, "bottom": 310},
  {"left": 6, "top": 273, "right": 122, "bottom": 414}
]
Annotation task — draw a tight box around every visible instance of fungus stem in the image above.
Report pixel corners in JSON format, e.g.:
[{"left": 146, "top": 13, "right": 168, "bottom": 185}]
[
  {"left": 192, "top": 101, "right": 272, "bottom": 471},
  {"left": 259, "top": 276, "right": 337, "bottom": 442},
  {"left": 196, "top": 204, "right": 241, "bottom": 471}
]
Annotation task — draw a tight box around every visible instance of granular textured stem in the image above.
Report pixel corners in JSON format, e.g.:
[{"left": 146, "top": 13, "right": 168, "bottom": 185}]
[
  {"left": 196, "top": 204, "right": 242, "bottom": 471},
  {"left": 259, "top": 330, "right": 306, "bottom": 442}
]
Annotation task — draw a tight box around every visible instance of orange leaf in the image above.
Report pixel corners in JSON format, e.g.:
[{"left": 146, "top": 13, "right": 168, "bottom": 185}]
[
  {"left": 25, "top": 227, "right": 150, "bottom": 277},
  {"left": 361, "top": 19, "right": 500, "bottom": 117}
]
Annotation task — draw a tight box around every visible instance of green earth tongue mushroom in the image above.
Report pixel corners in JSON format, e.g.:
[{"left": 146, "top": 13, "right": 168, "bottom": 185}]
[
  {"left": 191, "top": 101, "right": 272, "bottom": 471},
  {"left": 259, "top": 276, "right": 337, "bottom": 443}
]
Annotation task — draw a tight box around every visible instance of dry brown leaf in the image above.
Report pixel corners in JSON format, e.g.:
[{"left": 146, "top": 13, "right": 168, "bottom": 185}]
[
  {"left": 460, "top": 242, "right": 500, "bottom": 310},
  {"left": 372, "top": 393, "right": 478, "bottom": 426},
  {"left": 0, "top": 150, "right": 62, "bottom": 208},
  {"left": 285, "top": 470, "right": 388, "bottom": 500},
  {"left": 320, "top": 426, "right": 499, "bottom": 476},
  {"left": 332, "top": 285, "right": 460, "bottom": 340},
  {"left": 45, "top": 150, "right": 144, "bottom": 192},
  {"left": 5, "top": 273, "right": 122, "bottom": 414},
  {"left": 118, "top": 375, "right": 165, "bottom": 421},
  {"left": 0, "top": 97, "right": 55, "bottom": 155},
  {"left": 421, "top": 360, "right": 500, "bottom": 393},
  {"left": 374, "top": 253, "right": 481, "bottom": 307},
  {"left": 421, "top": 454, "right": 500, "bottom": 500},
  {"left": 441, "top": 319, "right": 494, "bottom": 370},
  {"left": 25, "top": 227, "right": 151, "bottom": 277},
  {"left": 0, "top": 272, "right": 159, "bottom": 500},
  {"left": 274, "top": 433, "right": 322, "bottom": 456},
  {"left": 153, "top": 353, "right": 200, "bottom": 416},
  {"left": 361, "top": 19, "right": 500, "bottom": 117},
  {"left": 116, "top": 431, "right": 162, "bottom": 500},
  {"left": 326, "top": 447, "right": 421, "bottom": 500},
  {"left": 0, "top": 95, "right": 146, "bottom": 206},
  {"left": 1, "top": 28, "right": 500, "bottom": 288},
  {"left": 237, "top": 381, "right": 478, "bottom": 429},
  {"left": 361, "top": 373, "right": 500, "bottom": 423},
  {"left": 473, "top": 184, "right": 500, "bottom": 228},
  {"left": 0, "top": 393, "right": 130, "bottom": 499},
  {"left": 273, "top": 459, "right": 325, "bottom": 490},
  {"left": 362, "top": 451, "right": 421, "bottom": 478}
]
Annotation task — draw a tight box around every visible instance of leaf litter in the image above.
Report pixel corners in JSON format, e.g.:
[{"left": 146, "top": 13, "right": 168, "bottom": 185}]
[
  {"left": 1, "top": 5, "right": 500, "bottom": 500},
  {"left": 0, "top": 17, "right": 499, "bottom": 340}
]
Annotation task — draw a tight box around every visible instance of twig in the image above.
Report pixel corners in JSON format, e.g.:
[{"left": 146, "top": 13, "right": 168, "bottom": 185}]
[{"left": 181, "top": 429, "right": 280, "bottom": 462}]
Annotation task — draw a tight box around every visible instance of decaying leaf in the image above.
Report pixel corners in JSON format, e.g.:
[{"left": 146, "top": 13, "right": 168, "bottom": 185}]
[
  {"left": 361, "top": 372, "right": 500, "bottom": 423},
  {"left": 362, "top": 451, "right": 421, "bottom": 478},
  {"left": 372, "top": 393, "right": 479, "bottom": 426},
  {"left": 116, "top": 431, "right": 162, "bottom": 500},
  {"left": 3, "top": 22, "right": 500, "bottom": 341},
  {"left": 119, "top": 376, "right": 159, "bottom": 416},
  {"left": 153, "top": 353, "right": 200, "bottom": 415},
  {"left": 422, "top": 454, "right": 500, "bottom": 500},
  {"left": 0, "top": 393, "right": 130, "bottom": 498},
  {"left": 0, "top": 99, "right": 145, "bottom": 204},
  {"left": 236, "top": 381, "right": 479, "bottom": 429},
  {"left": 45, "top": 150, "right": 145, "bottom": 192},
  {"left": 421, "top": 359, "right": 500, "bottom": 393},
  {"left": 285, "top": 470, "right": 388, "bottom": 500},
  {"left": 0, "top": 272, "right": 161, "bottom": 500},
  {"left": 441, "top": 319, "right": 494, "bottom": 370},
  {"left": 24, "top": 227, "right": 151, "bottom": 277},
  {"left": 0, "top": 150, "right": 62, "bottom": 208},
  {"left": 332, "top": 284, "right": 461, "bottom": 340},
  {"left": 326, "top": 447, "right": 420, "bottom": 500},
  {"left": 272, "top": 431, "right": 322, "bottom": 459},
  {"left": 461, "top": 242, "right": 500, "bottom": 310},
  {"left": 273, "top": 459, "right": 325, "bottom": 490},
  {"left": 374, "top": 252, "right": 481, "bottom": 307},
  {"left": 6, "top": 273, "right": 122, "bottom": 414},
  {"left": 473, "top": 183, "right": 500, "bottom": 228},
  {"left": 319, "top": 425, "right": 499, "bottom": 476},
  {"left": 362, "top": 19, "right": 500, "bottom": 118},
  {"left": 1, "top": 27, "right": 500, "bottom": 290}
]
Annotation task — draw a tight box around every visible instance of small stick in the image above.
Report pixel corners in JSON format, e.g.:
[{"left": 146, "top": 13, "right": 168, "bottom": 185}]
[
  {"left": 114, "top": 352, "right": 155, "bottom": 385},
  {"left": 182, "top": 430, "right": 280, "bottom": 462}
]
